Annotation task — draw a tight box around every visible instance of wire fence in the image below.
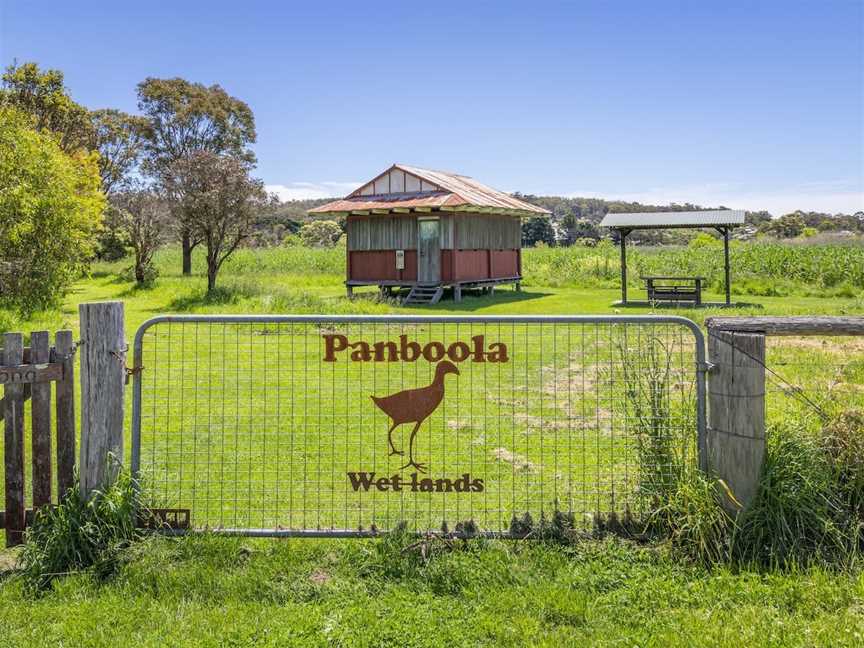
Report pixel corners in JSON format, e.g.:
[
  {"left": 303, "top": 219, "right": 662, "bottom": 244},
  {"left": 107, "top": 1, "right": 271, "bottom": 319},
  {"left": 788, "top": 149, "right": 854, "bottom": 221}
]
[
  {"left": 763, "top": 335, "right": 864, "bottom": 430},
  {"left": 131, "top": 315, "right": 705, "bottom": 537}
]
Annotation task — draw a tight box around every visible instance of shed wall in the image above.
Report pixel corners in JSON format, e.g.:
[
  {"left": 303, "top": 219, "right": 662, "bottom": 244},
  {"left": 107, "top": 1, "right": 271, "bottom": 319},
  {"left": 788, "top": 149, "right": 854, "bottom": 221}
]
[
  {"left": 454, "top": 213, "right": 521, "bottom": 249},
  {"left": 347, "top": 212, "right": 520, "bottom": 251}
]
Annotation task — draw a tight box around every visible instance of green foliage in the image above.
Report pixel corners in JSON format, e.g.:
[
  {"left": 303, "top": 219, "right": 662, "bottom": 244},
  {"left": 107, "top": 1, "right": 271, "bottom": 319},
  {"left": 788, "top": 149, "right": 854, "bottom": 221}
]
[
  {"left": 86, "top": 108, "right": 147, "bottom": 193},
  {"left": 95, "top": 218, "right": 131, "bottom": 261},
  {"left": 165, "top": 151, "right": 266, "bottom": 291},
  {"left": 0, "top": 62, "right": 93, "bottom": 153},
  {"left": 763, "top": 212, "right": 806, "bottom": 238},
  {"left": 621, "top": 337, "right": 687, "bottom": 501},
  {"left": 734, "top": 422, "right": 850, "bottom": 568},
  {"left": 822, "top": 410, "right": 864, "bottom": 524},
  {"left": 0, "top": 107, "right": 104, "bottom": 312},
  {"left": 299, "top": 220, "right": 343, "bottom": 248},
  {"left": 648, "top": 471, "right": 735, "bottom": 565},
  {"left": 136, "top": 76, "right": 257, "bottom": 174},
  {"left": 17, "top": 470, "right": 144, "bottom": 596},
  {"left": 521, "top": 216, "right": 556, "bottom": 247}
]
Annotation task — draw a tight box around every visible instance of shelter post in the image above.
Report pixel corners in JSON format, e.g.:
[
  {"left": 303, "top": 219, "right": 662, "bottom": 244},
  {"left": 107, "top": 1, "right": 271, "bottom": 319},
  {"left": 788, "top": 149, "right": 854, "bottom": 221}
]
[
  {"left": 722, "top": 227, "right": 731, "bottom": 305},
  {"left": 618, "top": 229, "right": 629, "bottom": 304}
]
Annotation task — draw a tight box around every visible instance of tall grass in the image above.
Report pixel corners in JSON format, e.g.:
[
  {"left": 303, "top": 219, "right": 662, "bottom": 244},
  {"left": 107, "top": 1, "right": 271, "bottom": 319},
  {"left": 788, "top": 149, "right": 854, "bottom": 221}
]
[
  {"left": 620, "top": 336, "right": 687, "bottom": 502},
  {"left": 524, "top": 239, "right": 864, "bottom": 296},
  {"left": 91, "top": 239, "right": 864, "bottom": 299},
  {"left": 16, "top": 470, "right": 144, "bottom": 595},
  {"left": 647, "top": 412, "right": 864, "bottom": 569}
]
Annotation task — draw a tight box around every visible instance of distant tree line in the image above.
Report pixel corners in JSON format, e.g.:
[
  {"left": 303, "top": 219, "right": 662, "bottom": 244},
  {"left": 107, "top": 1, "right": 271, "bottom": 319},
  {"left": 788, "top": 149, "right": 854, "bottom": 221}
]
[{"left": 516, "top": 193, "right": 863, "bottom": 247}]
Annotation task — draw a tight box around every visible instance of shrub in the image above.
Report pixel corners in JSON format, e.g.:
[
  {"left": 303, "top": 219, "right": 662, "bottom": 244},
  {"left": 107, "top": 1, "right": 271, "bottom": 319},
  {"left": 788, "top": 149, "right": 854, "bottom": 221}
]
[
  {"left": 734, "top": 422, "right": 849, "bottom": 568},
  {"left": 17, "top": 469, "right": 144, "bottom": 595},
  {"left": 0, "top": 106, "right": 104, "bottom": 312},
  {"left": 299, "top": 220, "right": 342, "bottom": 248}
]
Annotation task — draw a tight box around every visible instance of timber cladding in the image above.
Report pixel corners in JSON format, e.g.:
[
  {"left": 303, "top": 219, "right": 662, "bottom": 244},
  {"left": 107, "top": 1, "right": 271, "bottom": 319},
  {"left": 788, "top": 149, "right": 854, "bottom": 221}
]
[{"left": 347, "top": 213, "right": 520, "bottom": 252}]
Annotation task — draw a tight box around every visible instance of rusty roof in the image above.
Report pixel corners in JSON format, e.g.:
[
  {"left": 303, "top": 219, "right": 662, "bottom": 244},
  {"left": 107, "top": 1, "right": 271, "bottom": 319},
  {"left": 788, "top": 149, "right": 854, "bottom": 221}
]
[{"left": 308, "top": 164, "right": 549, "bottom": 216}]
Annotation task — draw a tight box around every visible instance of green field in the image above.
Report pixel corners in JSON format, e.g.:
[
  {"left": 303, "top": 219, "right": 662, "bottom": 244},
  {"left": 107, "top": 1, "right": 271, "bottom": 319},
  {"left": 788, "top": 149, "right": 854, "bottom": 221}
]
[{"left": 1, "top": 243, "right": 864, "bottom": 647}]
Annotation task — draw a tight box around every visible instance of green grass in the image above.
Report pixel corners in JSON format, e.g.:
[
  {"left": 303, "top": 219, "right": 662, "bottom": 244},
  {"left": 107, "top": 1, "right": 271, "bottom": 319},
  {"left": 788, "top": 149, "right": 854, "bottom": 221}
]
[
  {"left": 1, "top": 244, "right": 864, "bottom": 646},
  {"left": 3, "top": 534, "right": 864, "bottom": 647}
]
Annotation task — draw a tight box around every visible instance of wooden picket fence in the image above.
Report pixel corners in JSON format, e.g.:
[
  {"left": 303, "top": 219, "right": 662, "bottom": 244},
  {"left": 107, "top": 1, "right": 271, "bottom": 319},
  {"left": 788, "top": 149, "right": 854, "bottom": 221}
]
[{"left": 0, "top": 330, "right": 76, "bottom": 547}]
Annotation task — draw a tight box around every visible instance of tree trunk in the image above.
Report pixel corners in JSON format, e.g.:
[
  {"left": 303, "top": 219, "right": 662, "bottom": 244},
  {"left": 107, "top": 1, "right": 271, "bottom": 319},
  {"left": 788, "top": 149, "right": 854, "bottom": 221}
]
[
  {"left": 207, "top": 261, "right": 218, "bottom": 292},
  {"left": 182, "top": 231, "right": 193, "bottom": 275},
  {"left": 135, "top": 258, "right": 145, "bottom": 285}
]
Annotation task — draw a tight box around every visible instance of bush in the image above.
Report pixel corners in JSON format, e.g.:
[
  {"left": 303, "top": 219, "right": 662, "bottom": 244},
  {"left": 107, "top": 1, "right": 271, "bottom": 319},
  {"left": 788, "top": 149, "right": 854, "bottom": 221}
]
[
  {"left": 734, "top": 423, "right": 849, "bottom": 567},
  {"left": 299, "top": 220, "right": 342, "bottom": 248},
  {"left": 0, "top": 107, "right": 104, "bottom": 312},
  {"left": 17, "top": 469, "right": 144, "bottom": 595}
]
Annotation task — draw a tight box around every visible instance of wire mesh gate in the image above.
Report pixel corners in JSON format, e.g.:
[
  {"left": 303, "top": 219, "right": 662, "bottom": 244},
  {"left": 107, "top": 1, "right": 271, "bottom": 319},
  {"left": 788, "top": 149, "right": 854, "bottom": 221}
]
[{"left": 131, "top": 315, "right": 707, "bottom": 537}]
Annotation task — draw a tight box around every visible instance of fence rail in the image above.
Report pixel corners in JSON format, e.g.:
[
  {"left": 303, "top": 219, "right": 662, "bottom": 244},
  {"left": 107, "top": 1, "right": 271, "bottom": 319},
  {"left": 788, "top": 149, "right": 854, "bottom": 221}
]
[{"left": 132, "top": 315, "right": 706, "bottom": 537}]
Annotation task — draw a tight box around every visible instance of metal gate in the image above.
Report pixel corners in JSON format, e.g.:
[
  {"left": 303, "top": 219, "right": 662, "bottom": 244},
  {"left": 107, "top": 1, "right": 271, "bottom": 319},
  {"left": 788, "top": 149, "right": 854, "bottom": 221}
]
[{"left": 131, "top": 315, "right": 707, "bottom": 537}]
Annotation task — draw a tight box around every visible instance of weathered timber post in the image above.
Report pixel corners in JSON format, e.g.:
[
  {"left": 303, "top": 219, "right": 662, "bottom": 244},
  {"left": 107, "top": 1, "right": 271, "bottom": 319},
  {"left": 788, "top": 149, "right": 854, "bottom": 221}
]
[
  {"left": 55, "top": 330, "right": 76, "bottom": 496},
  {"left": 30, "top": 331, "right": 52, "bottom": 508},
  {"left": 706, "top": 327, "right": 765, "bottom": 512},
  {"left": 79, "top": 301, "right": 125, "bottom": 498},
  {"left": 3, "top": 333, "right": 25, "bottom": 546}
]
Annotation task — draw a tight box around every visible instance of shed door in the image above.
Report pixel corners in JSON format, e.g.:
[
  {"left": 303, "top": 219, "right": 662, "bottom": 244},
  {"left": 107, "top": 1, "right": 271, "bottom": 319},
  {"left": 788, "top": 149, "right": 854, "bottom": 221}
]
[{"left": 417, "top": 218, "right": 441, "bottom": 283}]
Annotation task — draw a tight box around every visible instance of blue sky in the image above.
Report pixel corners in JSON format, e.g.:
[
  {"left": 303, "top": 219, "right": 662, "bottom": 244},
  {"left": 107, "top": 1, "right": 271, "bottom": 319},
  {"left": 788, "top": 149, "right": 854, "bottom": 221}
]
[{"left": 2, "top": 1, "right": 862, "bottom": 214}]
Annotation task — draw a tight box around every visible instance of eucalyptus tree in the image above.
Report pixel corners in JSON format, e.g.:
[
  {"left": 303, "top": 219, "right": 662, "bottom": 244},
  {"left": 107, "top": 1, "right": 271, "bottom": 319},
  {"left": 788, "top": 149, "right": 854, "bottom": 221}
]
[
  {"left": 164, "top": 151, "right": 266, "bottom": 291},
  {"left": 136, "top": 78, "right": 257, "bottom": 274},
  {"left": 0, "top": 62, "right": 92, "bottom": 153}
]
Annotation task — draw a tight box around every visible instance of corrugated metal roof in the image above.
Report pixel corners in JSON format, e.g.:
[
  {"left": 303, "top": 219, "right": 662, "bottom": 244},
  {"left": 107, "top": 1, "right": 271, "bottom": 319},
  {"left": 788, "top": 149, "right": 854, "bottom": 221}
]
[
  {"left": 309, "top": 164, "right": 549, "bottom": 216},
  {"left": 599, "top": 210, "right": 746, "bottom": 229}
]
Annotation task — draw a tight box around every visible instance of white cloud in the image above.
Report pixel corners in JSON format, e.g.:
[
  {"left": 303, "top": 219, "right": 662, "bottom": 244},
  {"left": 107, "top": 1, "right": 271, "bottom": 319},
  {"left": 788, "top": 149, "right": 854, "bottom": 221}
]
[
  {"left": 265, "top": 181, "right": 360, "bottom": 202},
  {"left": 562, "top": 180, "right": 864, "bottom": 216}
]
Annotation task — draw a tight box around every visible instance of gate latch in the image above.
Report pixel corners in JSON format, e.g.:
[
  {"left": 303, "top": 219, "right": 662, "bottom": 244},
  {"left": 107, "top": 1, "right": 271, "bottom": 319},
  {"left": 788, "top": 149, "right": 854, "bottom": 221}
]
[{"left": 124, "top": 364, "right": 144, "bottom": 385}]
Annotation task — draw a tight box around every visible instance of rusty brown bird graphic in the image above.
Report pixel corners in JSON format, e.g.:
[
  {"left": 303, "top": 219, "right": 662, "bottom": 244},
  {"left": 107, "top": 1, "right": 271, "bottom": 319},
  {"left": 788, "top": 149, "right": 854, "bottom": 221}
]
[{"left": 370, "top": 360, "right": 460, "bottom": 473}]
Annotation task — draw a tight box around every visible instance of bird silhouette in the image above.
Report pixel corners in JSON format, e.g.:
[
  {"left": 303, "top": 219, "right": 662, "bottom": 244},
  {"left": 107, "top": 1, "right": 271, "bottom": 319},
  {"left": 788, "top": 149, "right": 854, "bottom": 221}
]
[{"left": 370, "top": 360, "right": 460, "bottom": 473}]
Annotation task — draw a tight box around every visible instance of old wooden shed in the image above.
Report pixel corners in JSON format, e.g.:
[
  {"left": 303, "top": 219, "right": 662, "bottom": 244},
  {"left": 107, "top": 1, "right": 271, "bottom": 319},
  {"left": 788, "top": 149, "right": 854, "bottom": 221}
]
[{"left": 309, "top": 164, "right": 550, "bottom": 304}]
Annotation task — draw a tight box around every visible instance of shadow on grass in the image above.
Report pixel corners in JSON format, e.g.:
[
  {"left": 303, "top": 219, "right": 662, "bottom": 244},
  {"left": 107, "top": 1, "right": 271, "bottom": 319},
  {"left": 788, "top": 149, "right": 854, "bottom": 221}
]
[
  {"left": 612, "top": 300, "right": 765, "bottom": 310},
  {"left": 168, "top": 286, "right": 244, "bottom": 311},
  {"left": 417, "top": 288, "right": 550, "bottom": 312}
]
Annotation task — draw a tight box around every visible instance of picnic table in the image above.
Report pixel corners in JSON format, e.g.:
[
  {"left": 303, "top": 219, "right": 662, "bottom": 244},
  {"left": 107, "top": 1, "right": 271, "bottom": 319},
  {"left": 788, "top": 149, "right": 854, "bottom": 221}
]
[{"left": 641, "top": 276, "right": 704, "bottom": 305}]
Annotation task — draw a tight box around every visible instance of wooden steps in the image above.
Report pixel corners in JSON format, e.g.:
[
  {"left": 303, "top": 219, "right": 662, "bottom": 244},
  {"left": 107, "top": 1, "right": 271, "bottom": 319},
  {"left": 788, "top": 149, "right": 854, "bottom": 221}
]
[{"left": 402, "top": 284, "right": 443, "bottom": 306}]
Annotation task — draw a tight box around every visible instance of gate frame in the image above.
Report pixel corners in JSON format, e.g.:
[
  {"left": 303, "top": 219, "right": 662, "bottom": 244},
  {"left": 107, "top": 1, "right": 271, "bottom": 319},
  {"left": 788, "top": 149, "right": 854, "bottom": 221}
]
[{"left": 131, "top": 314, "right": 708, "bottom": 536}]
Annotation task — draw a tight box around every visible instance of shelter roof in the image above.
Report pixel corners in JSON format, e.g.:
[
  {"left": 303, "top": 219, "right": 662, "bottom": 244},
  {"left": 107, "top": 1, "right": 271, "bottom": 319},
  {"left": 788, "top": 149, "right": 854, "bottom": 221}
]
[{"left": 600, "top": 210, "right": 746, "bottom": 230}]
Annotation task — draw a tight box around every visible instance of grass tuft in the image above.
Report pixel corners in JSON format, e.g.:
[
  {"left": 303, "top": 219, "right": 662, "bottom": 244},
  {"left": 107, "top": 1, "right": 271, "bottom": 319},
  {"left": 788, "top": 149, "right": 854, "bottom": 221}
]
[{"left": 16, "top": 470, "right": 144, "bottom": 596}]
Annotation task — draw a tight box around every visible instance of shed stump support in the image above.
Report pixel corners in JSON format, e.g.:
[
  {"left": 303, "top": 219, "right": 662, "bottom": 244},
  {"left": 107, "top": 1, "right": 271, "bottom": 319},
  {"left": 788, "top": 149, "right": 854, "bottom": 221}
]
[
  {"left": 79, "top": 301, "right": 126, "bottom": 498},
  {"left": 707, "top": 328, "right": 765, "bottom": 513}
]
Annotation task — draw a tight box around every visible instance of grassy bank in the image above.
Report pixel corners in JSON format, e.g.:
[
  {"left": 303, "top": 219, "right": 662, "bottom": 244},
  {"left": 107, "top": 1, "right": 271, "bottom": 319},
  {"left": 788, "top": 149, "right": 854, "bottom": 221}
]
[{"left": 3, "top": 534, "right": 864, "bottom": 647}]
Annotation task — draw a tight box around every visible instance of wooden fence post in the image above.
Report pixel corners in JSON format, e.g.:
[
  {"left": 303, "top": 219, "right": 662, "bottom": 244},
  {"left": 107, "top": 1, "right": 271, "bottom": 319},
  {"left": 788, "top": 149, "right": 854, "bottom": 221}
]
[
  {"left": 30, "top": 331, "right": 52, "bottom": 508},
  {"left": 79, "top": 302, "right": 125, "bottom": 498},
  {"left": 3, "top": 333, "right": 25, "bottom": 546},
  {"left": 707, "top": 328, "right": 766, "bottom": 512},
  {"left": 55, "top": 330, "right": 76, "bottom": 497}
]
